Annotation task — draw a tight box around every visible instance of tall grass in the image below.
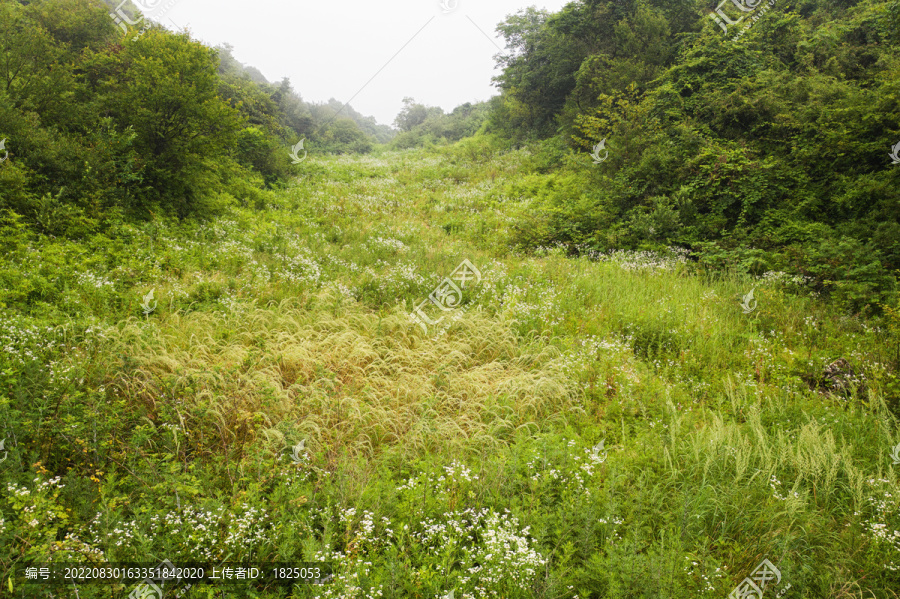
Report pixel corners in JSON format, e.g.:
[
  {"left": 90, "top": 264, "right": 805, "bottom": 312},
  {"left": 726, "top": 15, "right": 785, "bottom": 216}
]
[{"left": 0, "top": 149, "right": 898, "bottom": 597}]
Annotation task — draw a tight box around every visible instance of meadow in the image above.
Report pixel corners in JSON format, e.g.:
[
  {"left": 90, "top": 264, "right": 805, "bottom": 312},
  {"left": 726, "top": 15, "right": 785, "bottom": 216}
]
[{"left": 2, "top": 147, "right": 899, "bottom": 598}]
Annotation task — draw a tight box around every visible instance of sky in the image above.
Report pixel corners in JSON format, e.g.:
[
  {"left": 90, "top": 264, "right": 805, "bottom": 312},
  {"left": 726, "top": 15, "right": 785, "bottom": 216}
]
[{"left": 134, "top": 0, "right": 574, "bottom": 127}]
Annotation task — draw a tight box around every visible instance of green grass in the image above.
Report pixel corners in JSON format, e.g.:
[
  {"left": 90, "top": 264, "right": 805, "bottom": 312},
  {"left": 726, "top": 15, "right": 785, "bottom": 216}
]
[{"left": 1, "top": 148, "right": 899, "bottom": 598}]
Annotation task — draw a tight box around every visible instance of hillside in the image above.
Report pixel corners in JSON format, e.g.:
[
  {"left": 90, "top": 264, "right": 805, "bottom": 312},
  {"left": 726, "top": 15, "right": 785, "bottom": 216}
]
[
  {"left": 483, "top": 0, "right": 900, "bottom": 317},
  {"left": 1, "top": 0, "right": 900, "bottom": 598},
  {"left": 1, "top": 147, "right": 899, "bottom": 597}
]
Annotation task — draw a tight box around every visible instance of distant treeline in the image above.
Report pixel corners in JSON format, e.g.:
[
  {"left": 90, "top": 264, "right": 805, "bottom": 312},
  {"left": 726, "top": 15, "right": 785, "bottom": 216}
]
[{"left": 0, "top": 0, "right": 401, "bottom": 226}]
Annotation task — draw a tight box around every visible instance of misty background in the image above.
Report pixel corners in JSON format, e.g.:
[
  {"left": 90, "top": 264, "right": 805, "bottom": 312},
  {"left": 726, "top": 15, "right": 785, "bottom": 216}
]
[{"left": 135, "top": 0, "right": 571, "bottom": 126}]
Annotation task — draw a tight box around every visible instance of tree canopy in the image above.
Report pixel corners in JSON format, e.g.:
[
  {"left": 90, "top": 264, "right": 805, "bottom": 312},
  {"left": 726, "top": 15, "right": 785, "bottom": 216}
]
[{"left": 486, "top": 0, "right": 900, "bottom": 313}]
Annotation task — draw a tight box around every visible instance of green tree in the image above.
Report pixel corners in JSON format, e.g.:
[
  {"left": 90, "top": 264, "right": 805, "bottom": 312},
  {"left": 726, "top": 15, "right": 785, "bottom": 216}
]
[{"left": 84, "top": 29, "right": 244, "bottom": 216}]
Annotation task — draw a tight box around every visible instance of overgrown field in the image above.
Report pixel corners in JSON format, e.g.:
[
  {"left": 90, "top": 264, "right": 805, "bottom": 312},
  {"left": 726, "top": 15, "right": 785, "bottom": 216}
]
[{"left": 2, "top": 149, "right": 900, "bottom": 598}]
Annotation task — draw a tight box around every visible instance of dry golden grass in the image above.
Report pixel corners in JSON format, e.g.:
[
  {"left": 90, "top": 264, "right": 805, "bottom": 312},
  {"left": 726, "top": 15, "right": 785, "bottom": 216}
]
[{"left": 104, "top": 288, "right": 579, "bottom": 461}]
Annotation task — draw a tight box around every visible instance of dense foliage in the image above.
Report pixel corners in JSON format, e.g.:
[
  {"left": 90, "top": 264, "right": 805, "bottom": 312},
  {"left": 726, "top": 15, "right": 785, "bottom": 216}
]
[
  {"left": 0, "top": 0, "right": 388, "bottom": 226},
  {"left": 487, "top": 0, "right": 900, "bottom": 314},
  {"left": 389, "top": 97, "right": 493, "bottom": 148},
  {"left": 2, "top": 145, "right": 900, "bottom": 597},
  {"left": 2, "top": 1, "right": 900, "bottom": 598}
]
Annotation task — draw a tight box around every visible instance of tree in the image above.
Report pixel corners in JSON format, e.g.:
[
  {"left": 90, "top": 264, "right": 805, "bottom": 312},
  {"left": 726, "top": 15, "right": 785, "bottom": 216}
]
[
  {"left": 84, "top": 29, "right": 244, "bottom": 216},
  {"left": 394, "top": 97, "right": 431, "bottom": 132}
]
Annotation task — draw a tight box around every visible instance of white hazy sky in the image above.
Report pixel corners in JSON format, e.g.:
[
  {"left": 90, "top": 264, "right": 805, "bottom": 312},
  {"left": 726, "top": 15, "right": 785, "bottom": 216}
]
[{"left": 140, "top": 0, "right": 573, "bottom": 127}]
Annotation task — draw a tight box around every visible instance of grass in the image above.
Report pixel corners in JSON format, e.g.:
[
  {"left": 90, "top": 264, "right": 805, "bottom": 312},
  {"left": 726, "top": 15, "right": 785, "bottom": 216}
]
[{"left": 0, "top": 147, "right": 899, "bottom": 598}]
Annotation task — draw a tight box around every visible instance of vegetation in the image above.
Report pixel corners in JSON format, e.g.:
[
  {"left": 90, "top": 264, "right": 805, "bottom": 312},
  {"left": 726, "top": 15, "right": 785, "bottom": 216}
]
[
  {"left": 487, "top": 0, "right": 900, "bottom": 316},
  {"left": 389, "top": 97, "right": 493, "bottom": 149},
  {"left": 1, "top": 0, "right": 900, "bottom": 598},
  {"left": 0, "top": 0, "right": 389, "bottom": 226}
]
